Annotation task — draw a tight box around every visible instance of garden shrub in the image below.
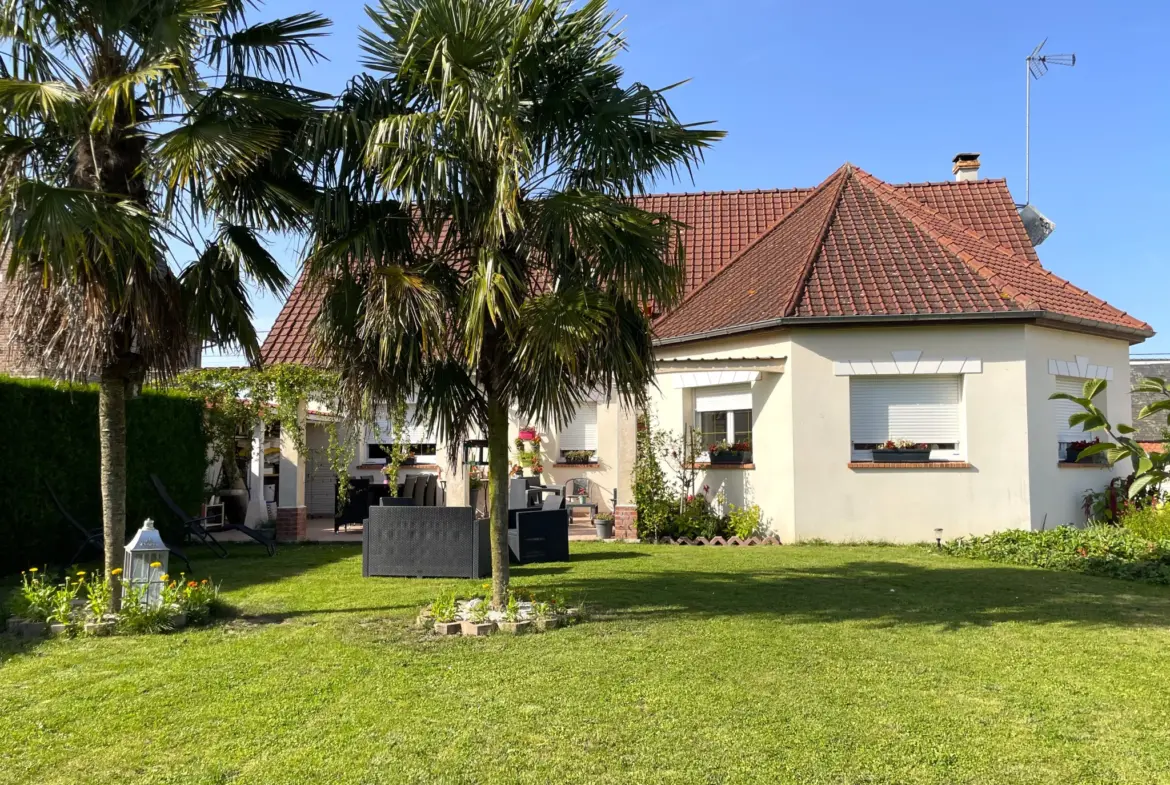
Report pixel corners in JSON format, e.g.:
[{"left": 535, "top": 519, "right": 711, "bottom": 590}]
[
  {"left": 0, "top": 375, "right": 208, "bottom": 576},
  {"left": 1120, "top": 504, "right": 1170, "bottom": 541},
  {"left": 941, "top": 526, "right": 1170, "bottom": 585}
]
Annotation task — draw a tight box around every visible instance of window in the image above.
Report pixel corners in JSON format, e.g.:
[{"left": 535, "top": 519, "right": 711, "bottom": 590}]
[
  {"left": 559, "top": 403, "right": 598, "bottom": 461},
  {"left": 850, "top": 376, "right": 963, "bottom": 461},
  {"left": 693, "top": 384, "right": 753, "bottom": 462},
  {"left": 1053, "top": 376, "right": 1104, "bottom": 461},
  {"left": 366, "top": 405, "right": 438, "bottom": 463}
]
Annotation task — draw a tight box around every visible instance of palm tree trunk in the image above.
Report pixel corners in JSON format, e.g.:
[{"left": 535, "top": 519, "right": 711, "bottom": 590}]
[
  {"left": 98, "top": 374, "right": 128, "bottom": 610},
  {"left": 486, "top": 389, "right": 510, "bottom": 608}
]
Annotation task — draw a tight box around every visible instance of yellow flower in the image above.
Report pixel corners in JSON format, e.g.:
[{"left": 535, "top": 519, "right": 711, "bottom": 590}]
[
  {"left": 161, "top": 573, "right": 169, "bottom": 581},
  {"left": 28, "top": 567, "right": 38, "bottom": 573},
  {"left": 77, "top": 570, "right": 86, "bottom": 576},
  {"left": 150, "top": 561, "right": 162, "bottom": 569},
  {"left": 111, "top": 568, "right": 123, "bottom": 576}
]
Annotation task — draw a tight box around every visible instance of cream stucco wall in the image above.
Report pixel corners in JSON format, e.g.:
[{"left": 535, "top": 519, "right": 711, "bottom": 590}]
[
  {"left": 647, "top": 322, "right": 1137, "bottom": 543},
  {"left": 789, "top": 324, "right": 1032, "bottom": 542},
  {"left": 1023, "top": 325, "right": 1130, "bottom": 529},
  {"left": 649, "top": 330, "right": 797, "bottom": 541}
]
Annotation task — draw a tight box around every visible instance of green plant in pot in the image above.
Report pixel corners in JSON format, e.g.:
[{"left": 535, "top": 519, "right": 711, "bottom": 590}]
[{"left": 595, "top": 512, "right": 615, "bottom": 540}]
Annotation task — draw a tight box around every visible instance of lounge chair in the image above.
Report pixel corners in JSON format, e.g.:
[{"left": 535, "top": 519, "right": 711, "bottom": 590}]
[
  {"left": 44, "top": 480, "right": 192, "bottom": 572},
  {"left": 151, "top": 474, "right": 275, "bottom": 557}
]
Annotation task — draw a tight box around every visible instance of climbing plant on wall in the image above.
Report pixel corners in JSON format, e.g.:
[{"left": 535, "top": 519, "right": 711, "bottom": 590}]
[{"left": 174, "top": 365, "right": 360, "bottom": 503}]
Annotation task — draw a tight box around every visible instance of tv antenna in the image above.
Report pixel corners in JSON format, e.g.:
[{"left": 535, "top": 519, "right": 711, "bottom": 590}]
[{"left": 1024, "top": 39, "right": 1075, "bottom": 205}]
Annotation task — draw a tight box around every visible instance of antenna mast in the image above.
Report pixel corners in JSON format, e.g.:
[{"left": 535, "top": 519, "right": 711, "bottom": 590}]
[{"left": 1025, "top": 39, "right": 1075, "bottom": 205}]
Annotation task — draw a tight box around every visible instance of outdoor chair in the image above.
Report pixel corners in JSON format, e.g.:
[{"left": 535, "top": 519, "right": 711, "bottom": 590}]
[
  {"left": 45, "top": 480, "right": 192, "bottom": 573},
  {"left": 336, "top": 478, "right": 370, "bottom": 533},
  {"left": 564, "top": 478, "right": 598, "bottom": 522},
  {"left": 380, "top": 496, "right": 415, "bottom": 507},
  {"left": 151, "top": 474, "right": 276, "bottom": 557}
]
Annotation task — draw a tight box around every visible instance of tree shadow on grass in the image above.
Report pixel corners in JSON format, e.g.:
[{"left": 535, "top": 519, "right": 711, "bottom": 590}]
[
  {"left": 553, "top": 559, "right": 1170, "bottom": 630},
  {"left": 184, "top": 542, "right": 361, "bottom": 592}
]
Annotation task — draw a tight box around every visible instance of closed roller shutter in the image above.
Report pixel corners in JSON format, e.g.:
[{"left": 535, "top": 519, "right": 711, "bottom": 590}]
[
  {"left": 559, "top": 403, "right": 598, "bottom": 451},
  {"left": 694, "top": 384, "right": 752, "bottom": 413},
  {"left": 1053, "top": 376, "right": 1091, "bottom": 442},
  {"left": 850, "top": 376, "right": 962, "bottom": 445}
]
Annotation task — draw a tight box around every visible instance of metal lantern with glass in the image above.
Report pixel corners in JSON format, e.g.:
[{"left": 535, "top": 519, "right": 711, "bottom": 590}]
[{"left": 123, "top": 518, "right": 170, "bottom": 607}]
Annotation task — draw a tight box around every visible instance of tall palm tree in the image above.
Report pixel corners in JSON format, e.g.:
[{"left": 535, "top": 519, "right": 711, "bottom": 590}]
[
  {"left": 0, "top": 0, "right": 330, "bottom": 604},
  {"left": 307, "top": 0, "right": 722, "bottom": 606}
]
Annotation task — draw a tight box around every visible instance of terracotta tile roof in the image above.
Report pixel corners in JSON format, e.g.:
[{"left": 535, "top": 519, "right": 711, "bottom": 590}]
[
  {"left": 263, "top": 164, "right": 1151, "bottom": 364},
  {"left": 655, "top": 164, "right": 1151, "bottom": 341}
]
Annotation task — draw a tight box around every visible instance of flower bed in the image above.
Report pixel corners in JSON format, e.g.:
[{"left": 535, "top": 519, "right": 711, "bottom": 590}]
[
  {"left": 4, "top": 567, "right": 222, "bottom": 639},
  {"left": 940, "top": 526, "right": 1170, "bottom": 585},
  {"left": 418, "top": 587, "right": 581, "bottom": 637}
]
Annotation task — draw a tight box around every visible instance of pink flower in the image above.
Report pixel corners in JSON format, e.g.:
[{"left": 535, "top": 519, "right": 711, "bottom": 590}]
[{"left": 686, "top": 494, "right": 694, "bottom": 502}]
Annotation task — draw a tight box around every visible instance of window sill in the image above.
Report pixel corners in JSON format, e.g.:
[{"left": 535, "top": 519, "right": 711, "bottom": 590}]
[
  {"left": 1058, "top": 461, "right": 1110, "bottom": 469},
  {"left": 848, "top": 461, "right": 972, "bottom": 470},
  {"left": 688, "top": 463, "right": 756, "bottom": 470},
  {"left": 553, "top": 463, "right": 601, "bottom": 469}
]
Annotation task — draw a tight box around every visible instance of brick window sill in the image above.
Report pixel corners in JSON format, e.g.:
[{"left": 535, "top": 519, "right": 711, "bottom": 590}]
[
  {"left": 848, "top": 461, "right": 972, "bottom": 470},
  {"left": 688, "top": 463, "right": 756, "bottom": 470},
  {"left": 1058, "top": 462, "right": 1109, "bottom": 469},
  {"left": 553, "top": 463, "right": 601, "bottom": 469}
]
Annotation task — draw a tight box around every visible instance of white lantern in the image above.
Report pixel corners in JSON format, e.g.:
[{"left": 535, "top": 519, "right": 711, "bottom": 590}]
[{"left": 124, "top": 518, "right": 169, "bottom": 608}]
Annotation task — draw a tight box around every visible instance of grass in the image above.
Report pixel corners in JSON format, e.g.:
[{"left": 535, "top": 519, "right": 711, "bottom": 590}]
[{"left": 3, "top": 542, "right": 1170, "bottom": 784}]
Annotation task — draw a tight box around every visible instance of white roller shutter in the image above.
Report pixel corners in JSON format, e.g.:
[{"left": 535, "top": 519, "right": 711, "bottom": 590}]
[
  {"left": 850, "top": 376, "right": 962, "bottom": 444},
  {"left": 559, "top": 403, "right": 598, "bottom": 451},
  {"left": 1053, "top": 376, "right": 1090, "bottom": 442},
  {"left": 694, "top": 384, "right": 752, "bottom": 413}
]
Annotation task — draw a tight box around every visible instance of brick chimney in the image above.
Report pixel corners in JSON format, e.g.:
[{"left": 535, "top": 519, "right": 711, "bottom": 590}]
[{"left": 952, "top": 153, "right": 980, "bottom": 182}]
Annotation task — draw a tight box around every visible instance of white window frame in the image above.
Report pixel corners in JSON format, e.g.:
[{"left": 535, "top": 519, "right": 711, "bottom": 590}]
[
  {"left": 558, "top": 402, "right": 599, "bottom": 460},
  {"left": 849, "top": 375, "right": 965, "bottom": 462},
  {"left": 692, "top": 384, "right": 754, "bottom": 463}
]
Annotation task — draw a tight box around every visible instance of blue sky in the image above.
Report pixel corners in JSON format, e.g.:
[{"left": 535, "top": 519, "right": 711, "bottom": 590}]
[{"left": 207, "top": 0, "right": 1170, "bottom": 363}]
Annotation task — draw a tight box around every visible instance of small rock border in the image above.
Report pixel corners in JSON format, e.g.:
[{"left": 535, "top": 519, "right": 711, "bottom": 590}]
[
  {"left": 657, "top": 535, "right": 783, "bottom": 546},
  {"left": 418, "top": 598, "right": 580, "bottom": 638}
]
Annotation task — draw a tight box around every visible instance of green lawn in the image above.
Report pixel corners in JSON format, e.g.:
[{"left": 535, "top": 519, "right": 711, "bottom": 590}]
[{"left": 3, "top": 543, "right": 1170, "bottom": 784}]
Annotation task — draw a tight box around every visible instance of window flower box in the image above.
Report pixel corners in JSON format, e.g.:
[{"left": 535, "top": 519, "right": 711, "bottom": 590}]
[
  {"left": 1065, "top": 439, "right": 1104, "bottom": 464},
  {"left": 560, "top": 450, "right": 596, "bottom": 465},
  {"left": 708, "top": 439, "right": 751, "bottom": 465},
  {"left": 518, "top": 426, "right": 538, "bottom": 441},
  {"left": 872, "top": 441, "right": 930, "bottom": 463}
]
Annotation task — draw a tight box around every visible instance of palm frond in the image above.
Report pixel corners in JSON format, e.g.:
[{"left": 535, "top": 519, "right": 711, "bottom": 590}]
[
  {"left": 0, "top": 78, "right": 84, "bottom": 124},
  {"left": 209, "top": 12, "right": 331, "bottom": 79},
  {"left": 216, "top": 223, "right": 289, "bottom": 296}
]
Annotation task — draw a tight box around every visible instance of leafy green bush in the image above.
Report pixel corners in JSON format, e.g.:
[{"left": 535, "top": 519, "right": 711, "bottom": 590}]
[
  {"left": 941, "top": 526, "right": 1170, "bottom": 584},
  {"left": 727, "top": 504, "right": 763, "bottom": 539},
  {"left": 0, "top": 375, "right": 208, "bottom": 576},
  {"left": 1120, "top": 505, "right": 1170, "bottom": 541}
]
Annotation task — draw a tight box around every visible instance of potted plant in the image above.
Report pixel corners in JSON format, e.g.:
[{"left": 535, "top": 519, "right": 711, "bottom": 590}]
[
  {"left": 496, "top": 594, "right": 532, "bottom": 635},
  {"left": 460, "top": 597, "right": 496, "bottom": 636},
  {"left": 561, "top": 449, "right": 595, "bottom": 465},
  {"left": 1066, "top": 438, "right": 1101, "bottom": 464},
  {"left": 518, "top": 425, "right": 538, "bottom": 441},
  {"left": 872, "top": 440, "right": 931, "bottom": 463},
  {"left": 430, "top": 591, "right": 461, "bottom": 636},
  {"left": 595, "top": 512, "right": 615, "bottom": 539},
  {"left": 533, "top": 600, "right": 560, "bottom": 632},
  {"left": 708, "top": 439, "right": 751, "bottom": 465}
]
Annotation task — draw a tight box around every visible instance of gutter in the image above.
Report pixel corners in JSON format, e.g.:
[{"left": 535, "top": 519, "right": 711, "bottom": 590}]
[{"left": 653, "top": 310, "right": 1154, "bottom": 347}]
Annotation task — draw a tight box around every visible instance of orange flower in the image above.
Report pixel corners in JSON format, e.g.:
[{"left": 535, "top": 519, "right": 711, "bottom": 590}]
[{"left": 188, "top": 581, "right": 198, "bottom": 588}]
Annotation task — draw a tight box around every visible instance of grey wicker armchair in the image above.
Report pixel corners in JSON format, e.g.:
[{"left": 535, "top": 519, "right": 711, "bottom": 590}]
[{"left": 362, "top": 506, "right": 490, "bottom": 578}]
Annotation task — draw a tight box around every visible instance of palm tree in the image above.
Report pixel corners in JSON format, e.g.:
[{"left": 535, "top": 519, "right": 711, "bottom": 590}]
[
  {"left": 0, "top": 1, "right": 330, "bottom": 605},
  {"left": 306, "top": 0, "right": 722, "bottom": 606}
]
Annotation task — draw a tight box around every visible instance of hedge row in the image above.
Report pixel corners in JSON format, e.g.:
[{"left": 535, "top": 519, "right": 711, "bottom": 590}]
[{"left": 0, "top": 375, "right": 208, "bottom": 576}]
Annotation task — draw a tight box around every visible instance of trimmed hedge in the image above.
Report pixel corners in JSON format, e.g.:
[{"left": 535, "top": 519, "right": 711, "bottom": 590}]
[{"left": 0, "top": 375, "right": 208, "bottom": 576}]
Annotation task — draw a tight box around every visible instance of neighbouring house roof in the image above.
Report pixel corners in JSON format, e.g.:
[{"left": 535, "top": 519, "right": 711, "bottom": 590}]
[
  {"left": 261, "top": 163, "right": 1152, "bottom": 365},
  {"left": 1131, "top": 359, "right": 1170, "bottom": 443}
]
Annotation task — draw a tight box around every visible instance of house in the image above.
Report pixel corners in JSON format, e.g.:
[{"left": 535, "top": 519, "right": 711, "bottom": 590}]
[
  {"left": 1131, "top": 357, "right": 1170, "bottom": 452},
  {"left": 260, "top": 154, "right": 1153, "bottom": 542}
]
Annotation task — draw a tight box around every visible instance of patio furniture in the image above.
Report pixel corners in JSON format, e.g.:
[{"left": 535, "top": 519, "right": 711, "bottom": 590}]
[
  {"left": 380, "top": 496, "right": 415, "bottom": 506},
  {"left": 508, "top": 508, "right": 570, "bottom": 564},
  {"left": 45, "top": 480, "right": 192, "bottom": 573},
  {"left": 564, "top": 478, "right": 598, "bottom": 522},
  {"left": 362, "top": 506, "right": 490, "bottom": 578},
  {"left": 151, "top": 474, "right": 276, "bottom": 557},
  {"left": 336, "top": 478, "right": 371, "bottom": 533}
]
